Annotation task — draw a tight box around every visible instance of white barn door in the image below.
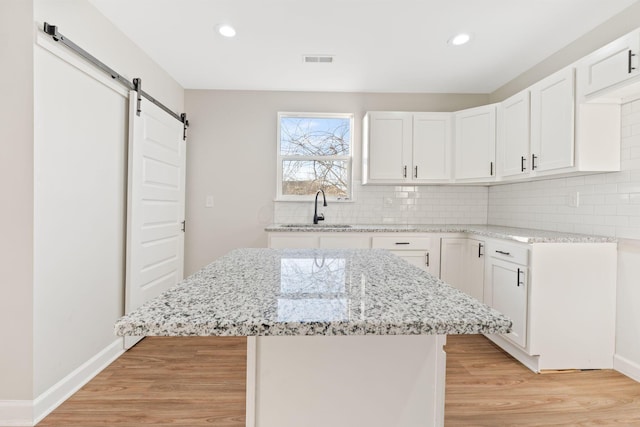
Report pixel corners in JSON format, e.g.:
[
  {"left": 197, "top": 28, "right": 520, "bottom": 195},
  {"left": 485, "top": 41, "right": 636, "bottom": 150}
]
[{"left": 124, "top": 91, "right": 186, "bottom": 349}]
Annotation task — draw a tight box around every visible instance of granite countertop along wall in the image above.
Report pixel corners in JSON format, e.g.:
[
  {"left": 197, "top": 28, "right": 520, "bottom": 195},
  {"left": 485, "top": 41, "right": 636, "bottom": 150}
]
[
  {"left": 265, "top": 224, "right": 616, "bottom": 244},
  {"left": 115, "top": 248, "right": 511, "bottom": 337}
]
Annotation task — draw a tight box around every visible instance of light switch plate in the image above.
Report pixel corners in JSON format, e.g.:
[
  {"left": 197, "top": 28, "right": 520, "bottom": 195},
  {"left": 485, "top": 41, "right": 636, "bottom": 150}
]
[{"left": 568, "top": 191, "right": 579, "bottom": 208}]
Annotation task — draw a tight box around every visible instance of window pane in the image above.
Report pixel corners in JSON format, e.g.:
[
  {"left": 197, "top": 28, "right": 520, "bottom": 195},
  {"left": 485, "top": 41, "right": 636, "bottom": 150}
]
[
  {"left": 280, "top": 116, "right": 350, "bottom": 156},
  {"left": 282, "top": 160, "right": 348, "bottom": 197}
]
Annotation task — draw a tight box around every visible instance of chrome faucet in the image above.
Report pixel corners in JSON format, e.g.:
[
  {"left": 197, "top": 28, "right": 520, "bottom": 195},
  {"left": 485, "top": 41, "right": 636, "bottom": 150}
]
[{"left": 313, "top": 190, "right": 327, "bottom": 224}]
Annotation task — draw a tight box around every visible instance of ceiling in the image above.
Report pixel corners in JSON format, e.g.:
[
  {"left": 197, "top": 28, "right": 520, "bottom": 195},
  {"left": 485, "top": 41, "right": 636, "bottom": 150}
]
[{"left": 89, "top": 0, "right": 639, "bottom": 94}]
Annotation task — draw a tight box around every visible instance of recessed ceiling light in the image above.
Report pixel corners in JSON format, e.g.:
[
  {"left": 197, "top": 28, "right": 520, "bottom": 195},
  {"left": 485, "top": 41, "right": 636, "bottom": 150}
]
[
  {"left": 448, "top": 33, "right": 471, "bottom": 46},
  {"left": 216, "top": 24, "right": 236, "bottom": 38}
]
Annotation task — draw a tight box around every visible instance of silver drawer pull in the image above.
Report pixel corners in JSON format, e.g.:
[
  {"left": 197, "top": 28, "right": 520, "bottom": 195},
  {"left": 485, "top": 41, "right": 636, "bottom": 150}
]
[{"left": 496, "top": 250, "right": 511, "bottom": 256}]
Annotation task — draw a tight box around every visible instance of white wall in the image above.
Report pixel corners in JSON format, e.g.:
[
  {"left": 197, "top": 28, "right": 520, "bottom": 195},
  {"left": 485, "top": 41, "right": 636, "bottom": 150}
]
[
  {"left": 184, "top": 90, "right": 489, "bottom": 274},
  {"left": 32, "top": 0, "right": 184, "bottom": 401},
  {"left": 491, "top": 2, "right": 640, "bottom": 102},
  {"left": 0, "top": 0, "right": 35, "bottom": 404},
  {"left": 0, "top": 1, "right": 184, "bottom": 424}
]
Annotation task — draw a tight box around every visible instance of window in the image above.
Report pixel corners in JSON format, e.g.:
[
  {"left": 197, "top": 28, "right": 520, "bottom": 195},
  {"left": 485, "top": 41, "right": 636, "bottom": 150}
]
[{"left": 277, "top": 112, "right": 353, "bottom": 200}]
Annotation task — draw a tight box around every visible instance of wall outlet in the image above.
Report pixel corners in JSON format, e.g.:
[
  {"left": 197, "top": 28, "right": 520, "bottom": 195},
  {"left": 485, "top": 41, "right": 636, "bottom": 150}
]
[
  {"left": 205, "top": 195, "right": 214, "bottom": 208},
  {"left": 568, "top": 191, "right": 580, "bottom": 208}
]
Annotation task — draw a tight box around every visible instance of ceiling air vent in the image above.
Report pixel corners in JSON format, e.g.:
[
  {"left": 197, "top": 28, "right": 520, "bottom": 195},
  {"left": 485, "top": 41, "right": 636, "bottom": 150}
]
[{"left": 303, "top": 55, "right": 334, "bottom": 64}]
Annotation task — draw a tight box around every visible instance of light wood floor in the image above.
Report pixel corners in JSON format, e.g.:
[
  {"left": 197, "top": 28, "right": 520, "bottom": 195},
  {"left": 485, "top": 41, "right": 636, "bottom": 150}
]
[{"left": 37, "top": 335, "right": 640, "bottom": 426}]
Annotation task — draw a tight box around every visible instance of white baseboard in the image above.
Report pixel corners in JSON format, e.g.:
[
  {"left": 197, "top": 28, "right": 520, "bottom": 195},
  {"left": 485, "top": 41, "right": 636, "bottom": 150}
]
[
  {"left": 32, "top": 338, "right": 125, "bottom": 425},
  {"left": 0, "top": 400, "right": 32, "bottom": 426},
  {"left": 0, "top": 339, "right": 125, "bottom": 426},
  {"left": 614, "top": 354, "right": 640, "bottom": 383}
]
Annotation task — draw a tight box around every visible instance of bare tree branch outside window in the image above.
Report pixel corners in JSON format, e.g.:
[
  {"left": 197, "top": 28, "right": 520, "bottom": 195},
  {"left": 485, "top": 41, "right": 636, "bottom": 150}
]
[{"left": 279, "top": 114, "right": 352, "bottom": 198}]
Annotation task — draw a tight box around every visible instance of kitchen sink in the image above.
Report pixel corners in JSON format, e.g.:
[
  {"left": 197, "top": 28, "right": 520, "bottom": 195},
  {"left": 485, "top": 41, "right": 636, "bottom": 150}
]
[{"left": 281, "top": 224, "right": 352, "bottom": 228}]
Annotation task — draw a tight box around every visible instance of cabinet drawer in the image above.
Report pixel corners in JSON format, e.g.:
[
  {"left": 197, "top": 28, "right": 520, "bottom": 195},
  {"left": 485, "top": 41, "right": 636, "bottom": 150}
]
[
  {"left": 372, "top": 236, "right": 434, "bottom": 250},
  {"left": 488, "top": 241, "right": 529, "bottom": 265}
]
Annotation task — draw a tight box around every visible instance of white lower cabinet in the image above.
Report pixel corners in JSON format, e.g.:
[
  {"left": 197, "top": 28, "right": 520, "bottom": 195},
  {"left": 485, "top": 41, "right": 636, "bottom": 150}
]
[
  {"left": 269, "top": 234, "right": 320, "bottom": 249},
  {"left": 269, "top": 230, "right": 618, "bottom": 373},
  {"left": 268, "top": 233, "right": 371, "bottom": 249},
  {"left": 268, "top": 232, "right": 442, "bottom": 277},
  {"left": 483, "top": 239, "right": 617, "bottom": 372},
  {"left": 484, "top": 241, "right": 528, "bottom": 348},
  {"left": 319, "top": 235, "right": 371, "bottom": 249},
  {"left": 440, "top": 237, "right": 485, "bottom": 301},
  {"left": 371, "top": 235, "right": 440, "bottom": 277}
]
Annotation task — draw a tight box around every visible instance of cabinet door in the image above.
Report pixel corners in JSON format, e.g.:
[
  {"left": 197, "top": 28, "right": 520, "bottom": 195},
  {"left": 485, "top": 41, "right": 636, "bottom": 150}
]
[
  {"left": 489, "top": 258, "right": 527, "bottom": 348},
  {"left": 498, "top": 90, "right": 530, "bottom": 179},
  {"left": 441, "top": 238, "right": 484, "bottom": 300},
  {"left": 579, "top": 30, "right": 640, "bottom": 97},
  {"left": 412, "top": 113, "right": 452, "bottom": 181},
  {"left": 440, "top": 238, "right": 467, "bottom": 289},
  {"left": 464, "top": 239, "right": 485, "bottom": 301},
  {"left": 390, "top": 250, "right": 439, "bottom": 277},
  {"left": 454, "top": 105, "right": 496, "bottom": 181},
  {"left": 365, "top": 112, "right": 412, "bottom": 182},
  {"left": 530, "top": 67, "right": 575, "bottom": 172}
]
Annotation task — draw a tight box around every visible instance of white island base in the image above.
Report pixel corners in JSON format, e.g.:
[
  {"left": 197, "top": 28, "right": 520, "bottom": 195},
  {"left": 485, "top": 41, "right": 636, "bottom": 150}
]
[{"left": 246, "top": 334, "right": 447, "bottom": 427}]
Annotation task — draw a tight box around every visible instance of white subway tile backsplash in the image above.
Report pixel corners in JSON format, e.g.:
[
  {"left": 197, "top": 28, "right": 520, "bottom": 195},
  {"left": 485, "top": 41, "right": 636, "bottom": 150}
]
[{"left": 274, "top": 181, "right": 489, "bottom": 225}]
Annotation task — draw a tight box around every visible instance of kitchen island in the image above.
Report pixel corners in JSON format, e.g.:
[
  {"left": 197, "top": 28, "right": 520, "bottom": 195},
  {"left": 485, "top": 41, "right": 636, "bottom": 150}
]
[{"left": 115, "top": 248, "right": 511, "bottom": 427}]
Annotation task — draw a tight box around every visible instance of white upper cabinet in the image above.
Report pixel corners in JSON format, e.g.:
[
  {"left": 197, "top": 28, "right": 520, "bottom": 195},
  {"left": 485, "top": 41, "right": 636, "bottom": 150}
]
[
  {"left": 497, "top": 90, "right": 530, "bottom": 179},
  {"left": 530, "top": 66, "right": 575, "bottom": 173},
  {"left": 363, "top": 112, "right": 412, "bottom": 182},
  {"left": 454, "top": 104, "right": 497, "bottom": 181},
  {"left": 578, "top": 29, "right": 640, "bottom": 98},
  {"left": 412, "top": 113, "right": 452, "bottom": 182},
  {"left": 363, "top": 112, "right": 452, "bottom": 184}
]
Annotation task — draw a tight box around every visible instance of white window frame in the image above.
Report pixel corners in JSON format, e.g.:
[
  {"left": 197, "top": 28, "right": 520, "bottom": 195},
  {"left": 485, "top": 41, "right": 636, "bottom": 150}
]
[{"left": 276, "top": 112, "right": 354, "bottom": 201}]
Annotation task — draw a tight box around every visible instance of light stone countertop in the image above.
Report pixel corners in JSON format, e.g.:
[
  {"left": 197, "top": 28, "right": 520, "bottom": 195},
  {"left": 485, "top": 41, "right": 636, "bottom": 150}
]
[
  {"left": 114, "top": 248, "right": 512, "bottom": 337},
  {"left": 265, "top": 223, "right": 616, "bottom": 244}
]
